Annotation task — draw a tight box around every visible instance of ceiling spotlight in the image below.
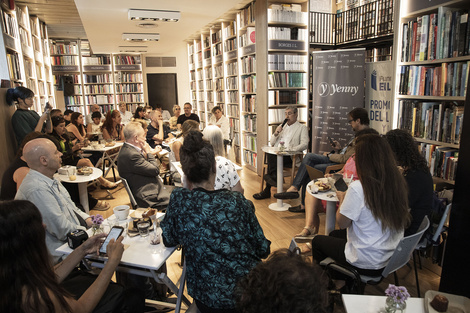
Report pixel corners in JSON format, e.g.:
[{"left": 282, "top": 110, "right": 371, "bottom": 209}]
[
  {"left": 137, "top": 22, "right": 158, "bottom": 29},
  {"left": 128, "top": 9, "right": 181, "bottom": 22},
  {"left": 122, "top": 33, "right": 160, "bottom": 42}
]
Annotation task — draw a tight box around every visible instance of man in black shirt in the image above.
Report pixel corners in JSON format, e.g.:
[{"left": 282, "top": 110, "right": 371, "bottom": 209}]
[{"left": 177, "top": 102, "right": 200, "bottom": 130}]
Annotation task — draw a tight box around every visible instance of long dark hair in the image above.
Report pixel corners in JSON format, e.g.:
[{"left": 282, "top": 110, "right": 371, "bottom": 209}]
[
  {"left": 180, "top": 131, "right": 215, "bottom": 184},
  {"left": 384, "top": 129, "right": 429, "bottom": 174},
  {"left": 70, "top": 112, "right": 85, "bottom": 136},
  {"left": 102, "top": 110, "right": 120, "bottom": 135},
  {"left": 355, "top": 134, "right": 410, "bottom": 232},
  {"left": 133, "top": 106, "right": 144, "bottom": 119},
  {"left": 0, "top": 200, "right": 72, "bottom": 312},
  {"left": 6, "top": 87, "right": 35, "bottom": 106}
]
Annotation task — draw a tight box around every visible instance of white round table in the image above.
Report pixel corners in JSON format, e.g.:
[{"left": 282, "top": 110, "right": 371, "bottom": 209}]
[
  {"left": 262, "top": 146, "right": 303, "bottom": 212},
  {"left": 307, "top": 180, "right": 338, "bottom": 235},
  {"left": 55, "top": 167, "right": 103, "bottom": 213}
]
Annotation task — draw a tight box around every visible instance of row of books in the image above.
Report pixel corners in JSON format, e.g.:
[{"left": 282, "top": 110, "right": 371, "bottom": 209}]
[
  {"left": 84, "top": 85, "right": 113, "bottom": 94},
  {"left": 226, "top": 103, "right": 239, "bottom": 117},
  {"left": 243, "top": 114, "right": 257, "bottom": 132},
  {"left": 19, "top": 28, "right": 31, "bottom": 48},
  {"left": 6, "top": 52, "right": 22, "bottom": 80},
  {"left": 241, "top": 75, "right": 256, "bottom": 93},
  {"left": 242, "top": 134, "right": 257, "bottom": 151},
  {"left": 239, "top": 27, "right": 255, "bottom": 47},
  {"left": 215, "top": 78, "right": 223, "bottom": 90},
  {"left": 243, "top": 150, "right": 257, "bottom": 167},
  {"left": 216, "top": 91, "right": 224, "bottom": 102},
  {"left": 84, "top": 74, "right": 112, "bottom": 83},
  {"left": 398, "top": 62, "right": 469, "bottom": 97},
  {"left": 242, "top": 94, "right": 256, "bottom": 113},
  {"left": 226, "top": 61, "right": 238, "bottom": 76},
  {"left": 268, "top": 27, "right": 307, "bottom": 40},
  {"left": 65, "top": 95, "right": 81, "bottom": 105},
  {"left": 205, "top": 80, "right": 213, "bottom": 90},
  {"left": 113, "top": 55, "right": 140, "bottom": 65},
  {"left": 268, "top": 90, "right": 306, "bottom": 105},
  {"left": 2, "top": 11, "right": 18, "bottom": 38},
  {"left": 116, "top": 94, "right": 143, "bottom": 103},
  {"left": 268, "top": 4, "right": 305, "bottom": 24},
  {"left": 54, "top": 74, "right": 80, "bottom": 85},
  {"left": 51, "top": 55, "right": 78, "bottom": 65},
  {"left": 50, "top": 42, "right": 79, "bottom": 55},
  {"left": 240, "top": 2, "right": 256, "bottom": 28},
  {"left": 241, "top": 56, "right": 256, "bottom": 74},
  {"left": 226, "top": 76, "right": 238, "bottom": 90},
  {"left": 84, "top": 94, "right": 114, "bottom": 105},
  {"left": 115, "top": 73, "right": 142, "bottom": 83},
  {"left": 116, "top": 84, "right": 142, "bottom": 93},
  {"left": 223, "top": 21, "right": 237, "bottom": 39},
  {"left": 397, "top": 100, "right": 464, "bottom": 144},
  {"left": 268, "top": 72, "right": 306, "bottom": 88},
  {"left": 229, "top": 116, "right": 239, "bottom": 132},
  {"left": 227, "top": 91, "right": 238, "bottom": 104},
  {"left": 82, "top": 56, "right": 111, "bottom": 65},
  {"left": 268, "top": 54, "right": 307, "bottom": 71},
  {"left": 401, "top": 8, "right": 470, "bottom": 62},
  {"left": 224, "top": 38, "right": 237, "bottom": 53},
  {"left": 420, "top": 143, "right": 458, "bottom": 181}
]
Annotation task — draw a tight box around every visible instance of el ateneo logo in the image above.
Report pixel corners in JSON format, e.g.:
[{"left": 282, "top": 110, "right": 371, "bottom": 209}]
[
  {"left": 371, "top": 70, "right": 377, "bottom": 91},
  {"left": 318, "top": 82, "right": 359, "bottom": 97}
]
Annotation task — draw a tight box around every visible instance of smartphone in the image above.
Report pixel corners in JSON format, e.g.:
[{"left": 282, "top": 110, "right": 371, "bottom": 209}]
[
  {"left": 334, "top": 177, "right": 349, "bottom": 192},
  {"left": 328, "top": 136, "right": 335, "bottom": 146},
  {"left": 99, "top": 226, "right": 124, "bottom": 254}
]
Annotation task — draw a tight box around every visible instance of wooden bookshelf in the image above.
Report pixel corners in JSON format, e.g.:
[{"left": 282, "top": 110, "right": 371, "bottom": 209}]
[
  {"left": 393, "top": 0, "right": 470, "bottom": 184},
  {"left": 112, "top": 53, "right": 144, "bottom": 114}
]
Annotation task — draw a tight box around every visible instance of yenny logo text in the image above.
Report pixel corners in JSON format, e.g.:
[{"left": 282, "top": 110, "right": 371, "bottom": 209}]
[{"left": 318, "top": 82, "right": 359, "bottom": 97}]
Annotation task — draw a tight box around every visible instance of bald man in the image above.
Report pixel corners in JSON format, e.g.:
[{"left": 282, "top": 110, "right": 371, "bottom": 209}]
[
  {"left": 15, "top": 138, "right": 91, "bottom": 263},
  {"left": 86, "top": 104, "right": 102, "bottom": 125}
]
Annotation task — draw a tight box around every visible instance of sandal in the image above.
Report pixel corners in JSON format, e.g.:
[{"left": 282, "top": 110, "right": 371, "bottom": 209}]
[
  {"left": 100, "top": 180, "right": 118, "bottom": 190},
  {"left": 93, "top": 200, "right": 110, "bottom": 211},
  {"left": 295, "top": 227, "right": 316, "bottom": 239},
  {"left": 300, "top": 242, "right": 312, "bottom": 254}
]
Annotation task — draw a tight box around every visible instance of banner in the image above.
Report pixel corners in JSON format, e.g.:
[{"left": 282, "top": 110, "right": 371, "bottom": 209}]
[
  {"left": 366, "top": 61, "right": 393, "bottom": 134},
  {"left": 311, "top": 48, "right": 365, "bottom": 154}
]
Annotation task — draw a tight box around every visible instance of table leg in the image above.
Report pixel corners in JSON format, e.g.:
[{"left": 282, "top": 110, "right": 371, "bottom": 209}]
[
  {"left": 78, "top": 182, "right": 90, "bottom": 214},
  {"left": 269, "top": 154, "right": 290, "bottom": 212},
  {"left": 325, "top": 201, "right": 336, "bottom": 235}
]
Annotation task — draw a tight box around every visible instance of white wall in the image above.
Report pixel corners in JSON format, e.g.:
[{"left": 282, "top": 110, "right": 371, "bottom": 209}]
[{"left": 141, "top": 41, "right": 190, "bottom": 107}]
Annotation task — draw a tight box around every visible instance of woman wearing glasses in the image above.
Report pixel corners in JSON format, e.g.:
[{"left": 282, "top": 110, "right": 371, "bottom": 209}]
[
  {"left": 168, "top": 104, "right": 181, "bottom": 130},
  {"left": 6, "top": 86, "right": 52, "bottom": 147}
]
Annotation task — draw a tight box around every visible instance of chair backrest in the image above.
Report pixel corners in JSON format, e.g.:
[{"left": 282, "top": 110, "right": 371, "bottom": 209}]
[
  {"left": 382, "top": 216, "right": 430, "bottom": 277},
  {"left": 121, "top": 178, "right": 138, "bottom": 210},
  {"left": 432, "top": 203, "right": 451, "bottom": 243}
]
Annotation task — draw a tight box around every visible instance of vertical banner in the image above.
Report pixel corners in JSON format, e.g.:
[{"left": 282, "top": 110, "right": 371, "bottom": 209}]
[
  {"left": 311, "top": 49, "right": 365, "bottom": 154},
  {"left": 366, "top": 61, "right": 393, "bottom": 134}
]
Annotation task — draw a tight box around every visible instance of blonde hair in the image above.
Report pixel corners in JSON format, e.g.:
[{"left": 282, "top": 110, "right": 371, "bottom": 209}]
[{"left": 203, "top": 125, "right": 225, "bottom": 157}]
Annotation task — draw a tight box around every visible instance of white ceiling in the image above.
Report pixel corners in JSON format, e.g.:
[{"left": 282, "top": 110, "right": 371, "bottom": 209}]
[
  {"left": 17, "top": 0, "right": 252, "bottom": 55},
  {"left": 75, "top": 0, "right": 251, "bottom": 55}
]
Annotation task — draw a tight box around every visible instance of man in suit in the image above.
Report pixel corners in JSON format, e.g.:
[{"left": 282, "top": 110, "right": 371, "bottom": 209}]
[
  {"left": 253, "top": 106, "right": 309, "bottom": 200},
  {"left": 117, "top": 122, "right": 173, "bottom": 209}
]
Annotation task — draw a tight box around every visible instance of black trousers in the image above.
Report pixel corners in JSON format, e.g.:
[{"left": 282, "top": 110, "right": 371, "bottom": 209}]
[
  {"left": 311, "top": 229, "right": 384, "bottom": 277},
  {"left": 266, "top": 154, "right": 292, "bottom": 180}
]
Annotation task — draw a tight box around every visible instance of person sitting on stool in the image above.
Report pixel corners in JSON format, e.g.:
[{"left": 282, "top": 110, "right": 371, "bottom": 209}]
[{"left": 253, "top": 106, "right": 308, "bottom": 200}]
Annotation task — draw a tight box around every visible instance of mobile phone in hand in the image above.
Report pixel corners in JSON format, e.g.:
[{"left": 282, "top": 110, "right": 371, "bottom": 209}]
[
  {"left": 99, "top": 226, "right": 124, "bottom": 254},
  {"left": 334, "top": 177, "right": 349, "bottom": 192},
  {"left": 328, "top": 136, "right": 335, "bottom": 147}
]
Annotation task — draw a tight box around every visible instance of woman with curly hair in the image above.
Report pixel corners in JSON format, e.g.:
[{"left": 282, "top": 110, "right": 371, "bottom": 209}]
[
  {"left": 311, "top": 134, "right": 411, "bottom": 276},
  {"left": 236, "top": 249, "right": 329, "bottom": 313},
  {"left": 101, "top": 110, "right": 124, "bottom": 141},
  {"left": 66, "top": 112, "right": 87, "bottom": 142},
  {"left": 170, "top": 119, "right": 200, "bottom": 161},
  {"left": 161, "top": 131, "right": 270, "bottom": 313},
  {"left": 385, "top": 129, "right": 433, "bottom": 235}
]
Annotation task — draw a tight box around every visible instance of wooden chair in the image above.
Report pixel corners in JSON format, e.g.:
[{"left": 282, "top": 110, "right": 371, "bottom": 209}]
[{"left": 259, "top": 152, "right": 304, "bottom": 192}]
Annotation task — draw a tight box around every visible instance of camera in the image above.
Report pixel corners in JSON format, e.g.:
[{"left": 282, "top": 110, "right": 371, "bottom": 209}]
[{"left": 67, "top": 230, "right": 89, "bottom": 249}]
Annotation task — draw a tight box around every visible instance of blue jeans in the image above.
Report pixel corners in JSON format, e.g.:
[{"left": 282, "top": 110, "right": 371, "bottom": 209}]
[{"left": 292, "top": 153, "right": 338, "bottom": 205}]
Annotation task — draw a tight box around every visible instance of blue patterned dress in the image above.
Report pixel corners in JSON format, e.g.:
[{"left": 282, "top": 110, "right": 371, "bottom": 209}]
[{"left": 161, "top": 187, "right": 271, "bottom": 310}]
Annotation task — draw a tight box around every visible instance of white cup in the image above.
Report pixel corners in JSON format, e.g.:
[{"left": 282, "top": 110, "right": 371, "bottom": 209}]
[{"left": 113, "top": 205, "right": 130, "bottom": 221}]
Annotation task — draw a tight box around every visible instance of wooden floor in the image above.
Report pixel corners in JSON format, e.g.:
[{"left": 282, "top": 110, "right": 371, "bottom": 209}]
[{"left": 90, "top": 166, "right": 441, "bottom": 312}]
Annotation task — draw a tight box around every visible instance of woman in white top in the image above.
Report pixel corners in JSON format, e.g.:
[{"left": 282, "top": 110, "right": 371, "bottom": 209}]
[
  {"left": 208, "top": 106, "right": 230, "bottom": 141},
  {"left": 203, "top": 125, "right": 243, "bottom": 194},
  {"left": 310, "top": 134, "right": 410, "bottom": 276}
]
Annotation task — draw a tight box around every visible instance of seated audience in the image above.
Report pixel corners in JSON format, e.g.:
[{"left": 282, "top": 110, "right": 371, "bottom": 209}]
[
  {"left": 253, "top": 106, "right": 308, "bottom": 201},
  {"left": 143, "top": 106, "right": 153, "bottom": 123},
  {"left": 133, "top": 106, "right": 145, "bottom": 120},
  {"left": 161, "top": 131, "right": 271, "bottom": 313},
  {"left": 66, "top": 112, "right": 87, "bottom": 142},
  {"left": 273, "top": 108, "right": 370, "bottom": 214},
  {"left": 236, "top": 249, "right": 329, "bottom": 313},
  {"left": 50, "top": 109, "right": 63, "bottom": 118},
  {"left": 147, "top": 110, "right": 172, "bottom": 148},
  {"left": 208, "top": 106, "right": 230, "bottom": 141},
  {"left": 86, "top": 111, "right": 103, "bottom": 141},
  {"left": 155, "top": 105, "right": 171, "bottom": 121},
  {"left": 85, "top": 104, "right": 102, "bottom": 125},
  {"left": 15, "top": 138, "right": 92, "bottom": 262},
  {"left": 64, "top": 109, "right": 74, "bottom": 125},
  {"left": 102, "top": 110, "right": 124, "bottom": 141},
  {"left": 117, "top": 122, "right": 173, "bottom": 209},
  {"left": 7, "top": 86, "right": 52, "bottom": 147},
  {"left": 296, "top": 128, "right": 379, "bottom": 241},
  {"left": 0, "top": 200, "right": 144, "bottom": 313},
  {"left": 168, "top": 104, "right": 181, "bottom": 130},
  {"left": 385, "top": 129, "right": 433, "bottom": 236},
  {"left": 310, "top": 134, "right": 410, "bottom": 276},
  {"left": 203, "top": 125, "right": 243, "bottom": 194},
  {"left": 176, "top": 102, "right": 200, "bottom": 130},
  {"left": 171, "top": 120, "right": 199, "bottom": 161},
  {"left": 118, "top": 101, "right": 133, "bottom": 125}
]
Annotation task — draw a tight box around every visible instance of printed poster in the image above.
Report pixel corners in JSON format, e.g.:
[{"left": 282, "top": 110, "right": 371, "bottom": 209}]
[{"left": 366, "top": 61, "right": 393, "bottom": 134}]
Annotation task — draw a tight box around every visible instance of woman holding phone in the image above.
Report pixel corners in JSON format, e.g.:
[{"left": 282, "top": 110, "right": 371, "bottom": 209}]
[{"left": 310, "top": 134, "right": 410, "bottom": 276}]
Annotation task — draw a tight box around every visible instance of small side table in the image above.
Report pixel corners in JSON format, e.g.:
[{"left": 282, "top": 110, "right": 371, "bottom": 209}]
[{"left": 307, "top": 180, "right": 338, "bottom": 235}]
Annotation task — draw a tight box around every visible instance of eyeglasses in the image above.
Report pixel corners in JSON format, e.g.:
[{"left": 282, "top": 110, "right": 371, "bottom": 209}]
[{"left": 285, "top": 112, "right": 295, "bottom": 115}]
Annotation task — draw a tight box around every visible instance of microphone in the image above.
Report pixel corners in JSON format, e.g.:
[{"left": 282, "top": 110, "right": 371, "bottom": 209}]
[{"left": 281, "top": 118, "right": 288, "bottom": 128}]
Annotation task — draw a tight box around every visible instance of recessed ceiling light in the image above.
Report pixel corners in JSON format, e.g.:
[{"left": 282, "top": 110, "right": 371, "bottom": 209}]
[
  {"left": 128, "top": 9, "right": 180, "bottom": 22},
  {"left": 137, "top": 22, "right": 158, "bottom": 29},
  {"left": 122, "top": 33, "right": 160, "bottom": 42}
]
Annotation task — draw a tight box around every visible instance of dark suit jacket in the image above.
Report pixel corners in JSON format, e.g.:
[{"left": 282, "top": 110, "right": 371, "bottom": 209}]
[{"left": 117, "top": 143, "right": 171, "bottom": 208}]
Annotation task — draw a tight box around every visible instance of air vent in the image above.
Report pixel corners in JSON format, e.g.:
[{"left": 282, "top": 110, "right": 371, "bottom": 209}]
[{"left": 146, "top": 56, "right": 176, "bottom": 67}]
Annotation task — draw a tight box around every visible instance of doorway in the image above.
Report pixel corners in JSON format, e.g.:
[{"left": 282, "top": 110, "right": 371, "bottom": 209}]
[{"left": 146, "top": 73, "right": 178, "bottom": 112}]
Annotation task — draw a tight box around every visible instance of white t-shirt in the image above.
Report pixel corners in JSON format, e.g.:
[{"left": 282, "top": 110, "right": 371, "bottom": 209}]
[
  {"left": 120, "top": 111, "right": 133, "bottom": 125},
  {"left": 208, "top": 115, "right": 230, "bottom": 140},
  {"left": 214, "top": 156, "right": 240, "bottom": 191},
  {"left": 340, "top": 180, "right": 404, "bottom": 269}
]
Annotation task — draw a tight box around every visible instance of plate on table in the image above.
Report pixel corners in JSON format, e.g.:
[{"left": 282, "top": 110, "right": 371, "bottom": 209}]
[
  {"left": 425, "top": 290, "right": 470, "bottom": 313},
  {"left": 129, "top": 208, "right": 150, "bottom": 219},
  {"left": 314, "top": 180, "right": 332, "bottom": 192}
]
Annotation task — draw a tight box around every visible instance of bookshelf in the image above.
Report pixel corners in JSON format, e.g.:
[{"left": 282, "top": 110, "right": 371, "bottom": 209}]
[
  {"left": 393, "top": 0, "right": 470, "bottom": 185},
  {"left": 112, "top": 53, "right": 144, "bottom": 114},
  {"left": 1, "top": 2, "right": 24, "bottom": 86}
]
